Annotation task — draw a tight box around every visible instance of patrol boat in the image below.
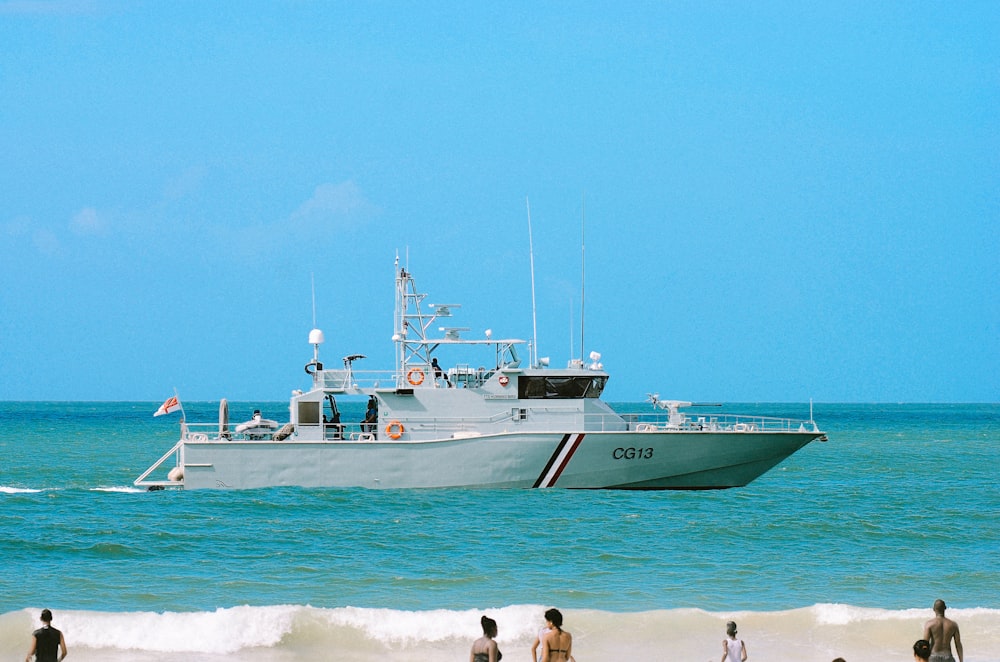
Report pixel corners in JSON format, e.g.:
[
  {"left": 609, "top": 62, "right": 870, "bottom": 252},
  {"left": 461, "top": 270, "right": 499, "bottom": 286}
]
[{"left": 135, "top": 261, "right": 826, "bottom": 490}]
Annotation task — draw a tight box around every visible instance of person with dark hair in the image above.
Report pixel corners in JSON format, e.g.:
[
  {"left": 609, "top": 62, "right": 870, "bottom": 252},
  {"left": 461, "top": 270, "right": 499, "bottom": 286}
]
[
  {"left": 832, "top": 658, "right": 847, "bottom": 662},
  {"left": 362, "top": 396, "right": 378, "bottom": 436},
  {"left": 914, "top": 639, "right": 932, "bottom": 661},
  {"left": 923, "top": 599, "right": 964, "bottom": 662},
  {"left": 721, "top": 620, "right": 747, "bottom": 662},
  {"left": 431, "top": 357, "right": 451, "bottom": 387},
  {"left": 470, "top": 614, "right": 501, "bottom": 662},
  {"left": 541, "top": 608, "right": 572, "bottom": 662},
  {"left": 26, "top": 609, "right": 67, "bottom": 662}
]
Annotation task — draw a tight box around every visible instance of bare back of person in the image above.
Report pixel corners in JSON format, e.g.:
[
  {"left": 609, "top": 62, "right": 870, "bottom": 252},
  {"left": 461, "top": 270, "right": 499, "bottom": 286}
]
[
  {"left": 544, "top": 629, "right": 572, "bottom": 662},
  {"left": 925, "top": 618, "right": 956, "bottom": 656},
  {"left": 470, "top": 635, "right": 499, "bottom": 662},
  {"left": 923, "top": 600, "right": 963, "bottom": 662}
]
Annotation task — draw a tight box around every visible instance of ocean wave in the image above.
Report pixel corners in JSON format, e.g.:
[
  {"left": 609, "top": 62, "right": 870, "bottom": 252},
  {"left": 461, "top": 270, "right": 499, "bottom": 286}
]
[
  {"left": 4, "top": 604, "right": 998, "bottom": 662},
  {"left": 1, "top": 486, "right": 146, "bottom": 494}
]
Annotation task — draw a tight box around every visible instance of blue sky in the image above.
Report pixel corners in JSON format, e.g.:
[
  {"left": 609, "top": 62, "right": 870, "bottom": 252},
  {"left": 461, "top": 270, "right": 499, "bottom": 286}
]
[{"left": 1, "top": 1, "right": 997, "bottom": 403}]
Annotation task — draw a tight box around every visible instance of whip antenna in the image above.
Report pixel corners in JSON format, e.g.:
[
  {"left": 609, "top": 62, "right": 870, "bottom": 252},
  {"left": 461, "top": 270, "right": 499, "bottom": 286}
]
[
  {"left": 580, "top": 192, "right": 586, "bottom": 362},
  {"left": 310, "top": 272, "right": 317, "bottom": 328},
  {"left": 569, "top": 298, "right": 574, "bottom": 360},
  {"left": 527, "top": 196, "right": 539, "bottom": 367}
]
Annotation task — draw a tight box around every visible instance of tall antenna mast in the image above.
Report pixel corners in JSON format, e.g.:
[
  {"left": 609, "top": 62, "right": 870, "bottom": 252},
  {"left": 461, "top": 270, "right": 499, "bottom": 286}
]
[
  {"left": 580, "top": 192, "right": 586, "bottom": 362},
  {"left": 526, "top": 196, "right": 539, "bottom": 368},
  {"left": 310, "top": 272, "right": 317, "bottom": 328},
  {"left": 569, "top": 298, "right": 574, "bottom": 360}
]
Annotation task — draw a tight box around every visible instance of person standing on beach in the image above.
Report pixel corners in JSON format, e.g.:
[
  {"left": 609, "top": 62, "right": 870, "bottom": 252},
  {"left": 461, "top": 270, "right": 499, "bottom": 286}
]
[
  {"left": 470, "top": 615, "right": 501, "bottom": 662},
  {"left": 721, "top": 620, "right": 747, "bottom": 662},
  {"left": 923, "top": 599, "right": 963, "bottom": 662},
  {"left": 914, "top": 639, "right": 932, "bottom": 661},
  {"left": 530, "top": 618, "right": 551, "bottom": 662},
  {"left": 26, "top": 609, "right": 67, "bottom": 662},
  {"left": 540, "top": 608, "right": 572, "bottom": 662}
]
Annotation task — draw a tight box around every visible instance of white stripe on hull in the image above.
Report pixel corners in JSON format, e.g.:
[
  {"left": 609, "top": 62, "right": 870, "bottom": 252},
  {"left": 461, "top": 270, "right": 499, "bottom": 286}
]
[{"left": 533, "top": 433, "right": 585, "bottom": 488}]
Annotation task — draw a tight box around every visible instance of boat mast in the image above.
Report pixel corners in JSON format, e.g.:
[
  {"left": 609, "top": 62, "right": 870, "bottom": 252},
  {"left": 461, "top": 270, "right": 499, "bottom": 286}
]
[
  {"left": 394, "top": 258, "right": 455, "bottom": 385},
  {"left": 393, "top": 255, "right": 405, "bottom": 380}
]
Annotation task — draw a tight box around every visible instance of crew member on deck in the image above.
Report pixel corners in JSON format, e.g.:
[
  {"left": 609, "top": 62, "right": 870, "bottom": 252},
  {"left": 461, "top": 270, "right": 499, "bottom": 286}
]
[
  {"left": 431, "top": 357, "right": 451, "bottom": 387},
  {"left": 363, "top": 396, "right": 378, "bottom": 437}
]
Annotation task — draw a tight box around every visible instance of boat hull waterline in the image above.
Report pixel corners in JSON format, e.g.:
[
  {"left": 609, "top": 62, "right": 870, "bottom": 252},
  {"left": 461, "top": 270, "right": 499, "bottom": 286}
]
[{"left": 141, "top": 430, "right": 820, "bottom": 490}]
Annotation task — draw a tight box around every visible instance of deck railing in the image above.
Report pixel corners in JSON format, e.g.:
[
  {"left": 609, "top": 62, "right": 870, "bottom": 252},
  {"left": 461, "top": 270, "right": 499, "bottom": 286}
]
[
  {"left": 619, "top": 411, "right": 820, "bottom": 433},
  {"left": 177, "top": 407, "right": 819, "bottom": 442},
  {"left": 315, "top": 367, "right": 499, "bottom": 391}
]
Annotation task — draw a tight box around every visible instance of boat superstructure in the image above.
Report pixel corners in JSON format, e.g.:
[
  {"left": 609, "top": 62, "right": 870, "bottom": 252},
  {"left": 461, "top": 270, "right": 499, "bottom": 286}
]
[{"left": 135, "top": 261, "right": 826, "bottom": 490}]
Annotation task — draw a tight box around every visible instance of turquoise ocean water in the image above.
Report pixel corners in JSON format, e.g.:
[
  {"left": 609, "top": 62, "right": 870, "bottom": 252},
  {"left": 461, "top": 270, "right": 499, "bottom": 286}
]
[{"left": 1, "top": 401, "right": 997, "bottom": 661}]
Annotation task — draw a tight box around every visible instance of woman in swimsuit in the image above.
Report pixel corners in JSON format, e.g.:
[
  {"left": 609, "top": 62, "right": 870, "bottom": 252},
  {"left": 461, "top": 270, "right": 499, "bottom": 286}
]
[
  {"left": 914, "top": 639, "right": 932, "bottom": 661},
  {"left": 541, "top": 608, "right": 572, "bottom": 662},
  {"left": 469, "top": 615, "right": 501, "bottom": 662}
]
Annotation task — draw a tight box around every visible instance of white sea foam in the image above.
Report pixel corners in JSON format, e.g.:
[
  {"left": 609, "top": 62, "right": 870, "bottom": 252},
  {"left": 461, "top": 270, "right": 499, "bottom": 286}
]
[
  {"left": 5, "top": 605, "right": 999, "bottom": 662},
  {"left": 320, "top": 603, "right": 544, "bottom": 645},
  {"left": 48, "top": 605, "right": 300, "bottom": 654},
  {"left": 1, "top": 485, "right": 143, "bottom": 494},
  {"left": 811, "top": 603, "right": 928, "bottom": 625}
]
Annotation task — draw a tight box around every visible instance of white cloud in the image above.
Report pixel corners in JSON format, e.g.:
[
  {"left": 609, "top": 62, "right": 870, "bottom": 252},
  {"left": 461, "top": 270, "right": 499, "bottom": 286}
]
[
  {"left": 70, "top": 207, "right": 108, "bottom": 235},
  {"left": 1, "top": 216, "right": 62, "bottom": 256},
  {"left": 212, "top": 180, "right": 379, "bottom": 260},
  {"left": 289, "top": 181, "right": 377, "bottom": 226}
]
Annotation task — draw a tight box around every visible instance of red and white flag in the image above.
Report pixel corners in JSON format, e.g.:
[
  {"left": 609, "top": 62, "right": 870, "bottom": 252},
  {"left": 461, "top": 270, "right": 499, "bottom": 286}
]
[{"left": 154, "top": 396, "right": 181, "bottom": 417}]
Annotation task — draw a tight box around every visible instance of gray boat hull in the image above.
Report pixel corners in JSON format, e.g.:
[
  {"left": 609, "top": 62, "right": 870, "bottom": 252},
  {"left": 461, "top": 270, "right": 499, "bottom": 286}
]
[{"left": 172, "top": 430, "right": 820, "bottom": 490}]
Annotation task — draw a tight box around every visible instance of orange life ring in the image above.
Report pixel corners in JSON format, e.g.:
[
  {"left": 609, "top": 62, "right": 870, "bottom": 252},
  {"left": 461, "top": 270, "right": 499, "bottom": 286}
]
[
  {"left": 385, "top": 420, "right": 404, "bottom": 439},
  {"left": 407, "top": 367, "right": 425, "bottom": 386}
]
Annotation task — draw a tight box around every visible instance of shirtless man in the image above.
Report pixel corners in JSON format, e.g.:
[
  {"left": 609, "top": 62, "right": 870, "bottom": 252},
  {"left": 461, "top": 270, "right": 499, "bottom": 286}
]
[{"left": 923, "top": 599, "right": 963, "bottom": 662}]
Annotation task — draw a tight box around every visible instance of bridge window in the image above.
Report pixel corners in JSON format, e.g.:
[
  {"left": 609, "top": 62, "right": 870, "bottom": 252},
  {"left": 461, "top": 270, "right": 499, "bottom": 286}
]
[
  {"left": 517, "top": 376, "right": 607, "bottom": 399},
  {"left": 298, "top": 401, "right": 321, "bottom": 425}
]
